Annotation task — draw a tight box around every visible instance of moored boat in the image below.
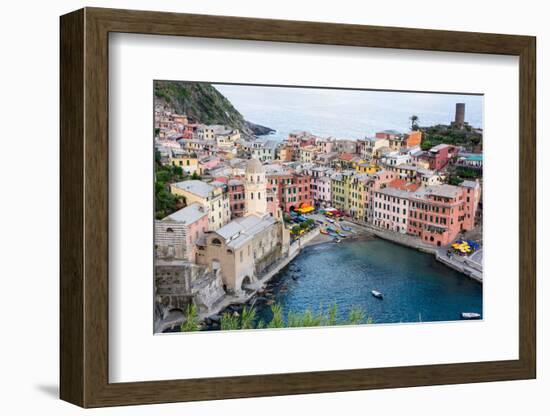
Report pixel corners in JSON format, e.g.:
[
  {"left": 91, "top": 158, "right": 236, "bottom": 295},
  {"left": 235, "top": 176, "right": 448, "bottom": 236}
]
[
  {"left": 461, "top": 312, "right": 481, "bottom": 320},
  {"left": 371, "top": 290, "right": 383, "bottom": 299}
]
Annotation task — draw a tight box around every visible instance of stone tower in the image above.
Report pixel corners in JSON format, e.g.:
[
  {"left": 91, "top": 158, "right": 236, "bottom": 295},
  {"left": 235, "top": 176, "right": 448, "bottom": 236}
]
[
  {"left": 454, "top": 103, "right": 465, "bottom": 129},
  {"left": 244, "top": 157, "right": 267, "bottom": 217}
]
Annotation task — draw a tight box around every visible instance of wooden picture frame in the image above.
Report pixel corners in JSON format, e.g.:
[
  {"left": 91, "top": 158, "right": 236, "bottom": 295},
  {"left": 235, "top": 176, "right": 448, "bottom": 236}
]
[{"left": 60, "top": 7, "right": 536, "bottom": 408}]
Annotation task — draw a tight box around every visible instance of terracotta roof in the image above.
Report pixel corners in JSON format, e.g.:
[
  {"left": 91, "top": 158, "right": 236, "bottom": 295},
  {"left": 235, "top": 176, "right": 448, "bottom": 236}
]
[
  {"left": 339, "top": 152, "right": 354, "bottom": 161},
  {"left": 388, "top": 178, "right": 420, "bottom": 192}
]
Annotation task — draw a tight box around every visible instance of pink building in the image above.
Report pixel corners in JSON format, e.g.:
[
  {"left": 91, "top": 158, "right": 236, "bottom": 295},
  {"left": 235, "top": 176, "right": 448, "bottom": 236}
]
[
  {"left": 198, "top": 156, "right": 220, "bottom": 174},
  {"left": 460, "top": 180, "right": 481, "bottom": 230},
  {"left": 266, "top": 188, "right": 280, "bottom": 217},
  {"left": 407, "top": 184, "right": 476, "bottom": 246},
  {"left": 315, "top": 137, "right": 334, "bottom": 154},
  {"left": 373, "top": 187, "right": 411, "bottom": 233},
  {"left": 268, "top": 172, "right": 313, "bottom": 212},
  {"left": 371, "top": 176, "right": 480, "bottom": 246},
  {"left": 420, "top": 144, "right": 459, "bottom": 171},
  {"left": 375, "top": 130, "right": 400, "bottom": 140},
  {"left": 363, "top": 170, "right": 396, "bottom": 223},
  {"left": 314, "top": 176, "right": 332, "bottom": 207},
  {"left": 155, "top": 203, "right": 209, "bottom": 262},
  {"left": 227, "top": 178, "right": 245, "bottom": 218}
]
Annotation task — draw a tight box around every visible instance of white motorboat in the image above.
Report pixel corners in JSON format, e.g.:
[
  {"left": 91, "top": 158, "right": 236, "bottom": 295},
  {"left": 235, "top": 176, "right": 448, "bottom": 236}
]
[
  {"left": 461, "top": 312, "right": 481, "bottom": 320},
  {"left": 371, "top": 290, "right": 383, "bottom": 299}
]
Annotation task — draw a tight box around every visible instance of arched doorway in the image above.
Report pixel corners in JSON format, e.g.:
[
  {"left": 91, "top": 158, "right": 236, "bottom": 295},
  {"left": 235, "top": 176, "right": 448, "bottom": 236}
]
[{"left": 241, "top": 275, "right": 252, "bottom": 291}]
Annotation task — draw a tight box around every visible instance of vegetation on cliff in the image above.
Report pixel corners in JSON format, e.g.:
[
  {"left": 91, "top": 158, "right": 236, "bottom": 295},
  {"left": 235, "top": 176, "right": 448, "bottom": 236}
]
[
  {"left": 154, "top": 80, "right": 274, "bottom": 138},
  {"left": 419, "top": 124, "right": 483, "bottom": 152},
  {"left": 179, "top": 302, "right": 373, "bottom": 332},
  {"left": 154, "top": 150, "right": 186, "bottom": 219}
]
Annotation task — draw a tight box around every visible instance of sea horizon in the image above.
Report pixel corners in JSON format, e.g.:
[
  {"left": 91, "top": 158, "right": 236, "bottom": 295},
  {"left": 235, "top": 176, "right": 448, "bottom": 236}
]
[{"left": 214, "top": 83, "right": 484, "bottom": 141}]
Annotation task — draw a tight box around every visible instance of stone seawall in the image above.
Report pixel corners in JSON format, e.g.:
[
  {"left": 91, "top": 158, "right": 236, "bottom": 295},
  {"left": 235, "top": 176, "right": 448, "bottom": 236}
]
[
  {"left": 254, "top": 228, "right": 321, "bottom": 287},
  {"left": 348, "top": 220, "right": 482, "bottom": 283}
]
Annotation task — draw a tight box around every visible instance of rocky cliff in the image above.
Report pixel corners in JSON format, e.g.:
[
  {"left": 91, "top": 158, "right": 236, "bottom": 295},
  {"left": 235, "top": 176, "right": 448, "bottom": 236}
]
[{"left": 154, "top": 80, "right": 274, "bottom": 139}]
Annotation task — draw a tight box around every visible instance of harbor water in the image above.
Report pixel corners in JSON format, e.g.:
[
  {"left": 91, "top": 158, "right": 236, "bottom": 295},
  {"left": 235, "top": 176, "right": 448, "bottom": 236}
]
[{"left": 253, "top": 237, "right": 482, "bottom": 326}]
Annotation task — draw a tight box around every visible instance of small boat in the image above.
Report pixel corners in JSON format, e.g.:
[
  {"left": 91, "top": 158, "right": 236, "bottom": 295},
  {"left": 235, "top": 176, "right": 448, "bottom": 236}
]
[
  {"left": 371, "top": 290, "right": 383, "bottom": 299},
  {"left": 327, "top": 218, "right": 335, "bottom": 223},
  {"left": 341, "top": 225, "right": 352, "bottom": 232},
  {"left": 461, "top": 312, "right": 481, "bottom": 320},
  {"left": 333, "top": 237, "right": 341, "bottom": 243},
  {"left": 320, "top": 229, "right": 329, "bottom": 235}
]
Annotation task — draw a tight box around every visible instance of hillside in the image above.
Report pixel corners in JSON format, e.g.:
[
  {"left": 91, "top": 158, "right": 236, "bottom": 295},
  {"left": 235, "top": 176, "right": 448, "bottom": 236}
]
[
  {"left": 154, "top": 81, "right": 274, "bottom": 138},
  {"left": 419, "top": 124, "right": 483, "bottom": 153}
]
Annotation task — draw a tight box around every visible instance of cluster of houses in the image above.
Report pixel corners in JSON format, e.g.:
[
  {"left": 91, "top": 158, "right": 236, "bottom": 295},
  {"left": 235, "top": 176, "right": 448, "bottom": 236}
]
[{"left": 153, "top": 104, "right": 483, "bottom": 322}]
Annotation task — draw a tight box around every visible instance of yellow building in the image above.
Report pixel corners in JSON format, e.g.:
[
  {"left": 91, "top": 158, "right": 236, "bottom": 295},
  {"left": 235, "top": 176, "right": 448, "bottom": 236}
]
[
  {"left": 299, "top": 145, "right": 316, "bottom": 163},
  {"left": 356, "top": 162, "right": 381, "bottom": 174},
  {"left": 171, "top": 155, "right": 199, "bottom": 174},
  {"left": 349, "top": 175, "right": 370, "bottom": 221},
  {"left": 170, "top": 180, "right": 231, "bottom": 231},
  {"left": 330, "top": 171, "right": 354, "bottom": 212}
]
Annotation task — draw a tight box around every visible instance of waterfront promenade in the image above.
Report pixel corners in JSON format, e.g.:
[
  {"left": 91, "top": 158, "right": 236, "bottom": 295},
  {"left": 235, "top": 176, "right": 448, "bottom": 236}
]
[
  {"left": 158, "top": 218, "right": 481, "bottom": 332},
  {"left": 346, "top": 218, "right": 482, "bottom": 282}
]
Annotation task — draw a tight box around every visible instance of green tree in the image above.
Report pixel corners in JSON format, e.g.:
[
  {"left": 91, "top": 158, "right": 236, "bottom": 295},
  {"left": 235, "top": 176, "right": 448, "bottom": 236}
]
[
  {"left": 447, "top": 175, "right": 464, "bottom": 186},
  {"left": 420, "top": 139, "right": 433, "bottom": 151},
  {"left": 180, "top": 304, "right": 200, "bottom": 332},
  {"left": 347, "top": 306, "right": 366, "bottom": 325},
  {"left": 323, "top": 304, "right": 338, "bottom": 326},
  {"left": 220, "top": 312, "right": 240, "bottom": 330},
  {"left": 410, "top": 114, "right": 419, "bottom": 131},
  {"left": 301, "top": 309, "right": 323, "bottom": 327},
  {"left": 240, "top": 307, "right": 256, "bottom": 330},
  {"left": 267, "top": 304, "right": 285, "bottom": 328}
]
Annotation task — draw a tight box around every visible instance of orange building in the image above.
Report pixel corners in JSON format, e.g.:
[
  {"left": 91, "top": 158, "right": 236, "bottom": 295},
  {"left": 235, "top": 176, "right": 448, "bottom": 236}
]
[{"left": 405, "top": 131, "right": 422, "bottom": 147}]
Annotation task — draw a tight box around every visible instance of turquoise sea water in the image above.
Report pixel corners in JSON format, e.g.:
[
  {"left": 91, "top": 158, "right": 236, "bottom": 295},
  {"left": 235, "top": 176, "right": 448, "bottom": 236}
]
[
  {"left": 254, "top": 238, "right": 482, "bottom": 325},
  {"left": 214, "top": 84, "right": 483, "bottom": 140}
]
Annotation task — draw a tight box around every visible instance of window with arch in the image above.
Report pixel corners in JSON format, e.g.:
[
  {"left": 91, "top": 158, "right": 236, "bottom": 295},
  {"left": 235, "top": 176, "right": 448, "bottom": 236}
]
[{"left": 211, "top": 238, "right": 222, "bottom": 246}]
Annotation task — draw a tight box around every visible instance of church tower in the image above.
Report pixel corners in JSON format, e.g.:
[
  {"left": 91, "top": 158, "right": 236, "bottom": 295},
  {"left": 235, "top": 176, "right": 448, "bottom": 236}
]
[{"left": 244, "top": 157, "right": 267, "bottom": 217}]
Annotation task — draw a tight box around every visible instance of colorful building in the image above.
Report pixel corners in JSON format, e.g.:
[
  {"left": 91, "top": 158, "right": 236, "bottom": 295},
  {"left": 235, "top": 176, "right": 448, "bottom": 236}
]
[
  {"left": 407, "top": 184, "right": 468, "bottom": 246},
  {"left": 170, "top": 180, "right": 231, "bottom": 231},
  {"left": 154, "top": 203, "right": 208, "bottom": 262},
  {"left": 356, "top": 162, "right": 381, "bottom": 174},
  {"left": 196, "top": 214, "right": 286, "bottom": 293},
  {"left": 363, "top": 170, "right": 397, "bottom": 223},
  {"left": 227, "top": 178, "right": 245, "bottom": 218},
  {"left": 330, "top": 170, "right": 354, "bottom": 212},
  {"left": 388, "top": 131, "right": 422, "bottom": 151},
  {"left": 171, "top": 154, "right": 199, "bottom": 174},
  {"left": 420, "top": 144, "right": 459, "bottom": 171},
  {"left": 299, "top": 145, "right": 316, "bottom": 163},
  {"left": 268, "top": 172, "right": 313, "bottom": 212},
  {"left": 357, "top": 137, "right": 390, "bottom": 160},
  {"left": 373, "top": 187, "right": 411, "bottom": 233}
]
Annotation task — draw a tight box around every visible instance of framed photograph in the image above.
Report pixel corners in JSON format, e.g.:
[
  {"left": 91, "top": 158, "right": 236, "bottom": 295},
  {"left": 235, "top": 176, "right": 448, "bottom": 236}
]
[{"left": 60, "top": 7, "right": 536, "bottom": 408}]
